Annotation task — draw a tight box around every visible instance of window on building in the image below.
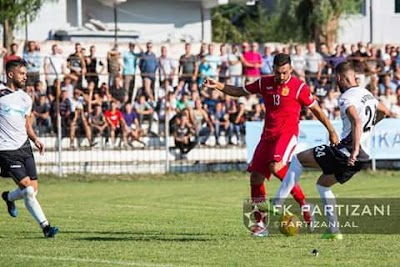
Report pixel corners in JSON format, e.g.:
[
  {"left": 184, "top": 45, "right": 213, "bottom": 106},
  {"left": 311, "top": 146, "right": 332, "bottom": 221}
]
[{"left": 396, "top": 0, "right": 400, "bottom": 13}]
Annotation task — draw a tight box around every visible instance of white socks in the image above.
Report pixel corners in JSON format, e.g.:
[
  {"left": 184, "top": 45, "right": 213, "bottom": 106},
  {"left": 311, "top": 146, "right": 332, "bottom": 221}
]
[
  {"left": 317, "top": 184, "right": 339, "bottom": 233},
  {"left": 22, "top": 186, "right": 48, "bottom": 228},
  {"left": 274, "top": 156, "right": 303, "bottom": 206}
]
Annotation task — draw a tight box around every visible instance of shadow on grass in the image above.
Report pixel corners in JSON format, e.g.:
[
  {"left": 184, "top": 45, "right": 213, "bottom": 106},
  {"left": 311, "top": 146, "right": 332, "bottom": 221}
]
[
  {"left": 64, "top": 230, "right": 215, "bottom": 242},
  {"left": 76, "top": 236, "right": 212, "bottom": 242}
]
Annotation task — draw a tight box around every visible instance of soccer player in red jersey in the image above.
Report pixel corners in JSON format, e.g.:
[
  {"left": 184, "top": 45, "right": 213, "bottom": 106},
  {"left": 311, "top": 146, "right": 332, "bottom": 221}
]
[{"left": 203, "top": 53, "right": 339, "bottom": 237}]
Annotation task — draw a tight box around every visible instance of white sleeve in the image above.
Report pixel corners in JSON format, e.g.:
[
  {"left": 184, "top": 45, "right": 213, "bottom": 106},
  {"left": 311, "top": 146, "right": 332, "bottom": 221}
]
[{"left": 25, "top": 94, "right": 33, "bottom": 116}]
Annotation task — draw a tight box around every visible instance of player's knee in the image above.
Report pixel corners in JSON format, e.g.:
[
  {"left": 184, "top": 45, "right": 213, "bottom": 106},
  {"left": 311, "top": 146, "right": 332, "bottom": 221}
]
[
  {"left": 250, "top": 172, "right": 264, "bottom": 185},
  {"left": 22, "top": 186, "right": 35, "bottom": 198},
  {"left": 268, "top": 163, "right": 283, "bottom": 176}
]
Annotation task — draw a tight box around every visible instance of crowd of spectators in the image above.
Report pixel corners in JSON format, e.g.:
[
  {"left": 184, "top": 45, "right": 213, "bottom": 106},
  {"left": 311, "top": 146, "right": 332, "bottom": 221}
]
[{"left": 1, "top": 40, "right": 400, "bottom": 155}]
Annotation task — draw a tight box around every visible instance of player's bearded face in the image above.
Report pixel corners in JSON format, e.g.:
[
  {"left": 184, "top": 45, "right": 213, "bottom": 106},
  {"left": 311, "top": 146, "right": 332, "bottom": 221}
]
[
  {"left": 337, "top": 75, "right": 345, "bottom": 93},
  {"left": 12, "top": 67, "right": 27, "bottom": 88},
  {"left": 274, "top": 64, "right": 291, "bottom": 84}
]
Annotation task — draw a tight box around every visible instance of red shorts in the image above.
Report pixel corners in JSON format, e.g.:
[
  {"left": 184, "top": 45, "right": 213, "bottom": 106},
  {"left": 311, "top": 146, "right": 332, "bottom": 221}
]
[{"left": 247, "top": 134, "right": 297, "bottom": 180}]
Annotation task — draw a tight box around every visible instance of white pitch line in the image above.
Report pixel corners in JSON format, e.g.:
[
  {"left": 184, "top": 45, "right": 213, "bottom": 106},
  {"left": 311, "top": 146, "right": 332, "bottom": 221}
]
[{"left": 0, "top": 254, "right": 195, "bottom": 267}]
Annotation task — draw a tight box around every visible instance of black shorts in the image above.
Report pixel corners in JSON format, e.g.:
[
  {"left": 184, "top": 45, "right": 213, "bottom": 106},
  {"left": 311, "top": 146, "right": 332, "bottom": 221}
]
[
  {"left": 313, "top": 144, "right": 361, "bottom": 184},
  {"left": 0, "top": 140, "right": 37, "bottom": 182}
]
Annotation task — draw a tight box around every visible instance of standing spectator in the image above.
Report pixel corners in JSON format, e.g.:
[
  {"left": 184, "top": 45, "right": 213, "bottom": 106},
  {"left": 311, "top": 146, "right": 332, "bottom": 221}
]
[
  {"left": 107, "top": 45, "right": 122, "bottom": 88},
  {"left": 304, "top": 42, "right": 323, "bottom": 87},
  {"left": 218, "top": 43, "right": 229, "bottom": 83},
  {"left": 329, "top": 45, "right": 347, "bottom": 70},
  {"left": 139, "top": 42, "right": 158, "bottom": 102},
  {"left": 349, "top": 42, "right": 369, "bottom": 87},
  {"left": 44, "top": 43, "right": 66, "bottom": 87},
  {"left": 67, "top": 43, "right": 86, "bottom": 87},
  {"left": 260, "top": 45, "right": 274, "bottom": 76},
  {"left": 3, "top": 43, "right": 20, "bottom": 66},
  {"left": 319, "top": 43, "right": 331, "bottom": 76},
  {"left": 23, "top": 41, "right": 41, "bottom": 85},
  {"left": 242, "top": 42, "right": 262, "bottom": 84},
  {"left": 228, "top": 44, "right": 243, "bottom": 86},
  {"left": 122, "top": 42, "right": 141, "bottom": 102},
  {"left": 197, "top": 54, "right": 212, "bottom": 90},
  {"left": 158, "top": 45, "right": 177, "bottom": 93},
  {"left": 85, "top": 45, "right": 104, "bottom": 90},
  {"left": 176, "top": 43, "right": 198, "bottom": 95},
  {"left": 291, "top": 45, "right": 306, "bottom": 81}
]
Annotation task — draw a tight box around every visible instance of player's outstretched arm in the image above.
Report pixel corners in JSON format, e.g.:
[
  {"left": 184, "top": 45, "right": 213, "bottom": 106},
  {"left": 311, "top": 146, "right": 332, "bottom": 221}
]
[
  {"left": 377, "top": 101, "right": 395, "bottom": 120},
  {"left": 203, "top": 77, "right": 250, "bottom": 97},
  {"left": 309, "top": 103, "right": 339, "bottom": 145}
]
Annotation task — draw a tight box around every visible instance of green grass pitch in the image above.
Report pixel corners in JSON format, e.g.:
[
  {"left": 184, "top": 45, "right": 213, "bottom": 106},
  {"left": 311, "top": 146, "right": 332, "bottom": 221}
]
[{"left": 0, "top": 170, "right": 398, "bottom": 267}]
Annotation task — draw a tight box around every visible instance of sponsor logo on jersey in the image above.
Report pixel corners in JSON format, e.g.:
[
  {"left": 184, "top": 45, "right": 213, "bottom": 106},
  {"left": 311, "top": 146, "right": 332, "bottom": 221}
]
[
  {"left": 266, "top": 86, "right": 273, "bottom": 90},
  {"left": 281, "top": 86, "right": 290, "bottom": 96},
  {"left": 10, "top": 165, "right": 21, "bottom": 168}
]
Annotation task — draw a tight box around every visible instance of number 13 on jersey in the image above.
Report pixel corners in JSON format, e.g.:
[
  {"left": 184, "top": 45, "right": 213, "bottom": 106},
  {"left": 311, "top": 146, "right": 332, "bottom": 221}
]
[{"left": 273, "top": 94, "right": 280, "bottom": 106}]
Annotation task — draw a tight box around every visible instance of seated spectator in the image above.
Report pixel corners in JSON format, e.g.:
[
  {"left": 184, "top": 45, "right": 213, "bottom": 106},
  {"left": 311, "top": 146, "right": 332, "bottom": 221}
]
[
  {"left": 192, "top": 99, "right": 214, "bottom": 145},
  {"left": 69, "top": 89, "right": 96, "bottom": 149},
  {"left": 134, "top": 95, "right": 155, "bottom": 136},
  {"left": 104, "top": 101, "right": 128, "bottom": 148},
  {"left": 379, "top": 73, "right": 397, "bottom": 94},
  {"left": 173, "top": 113, "right": 197, "bottom": 159},
  {"left": 211, "top": 101, "right": 230, "bottom": 146},
  {"left": 109, "top": 75, "right": 128, "bottom": 106},
  {"left": 314, "top": 76, "right": 330, "bottom": 100},
  {"left": 32, "top": 94, "right": 52, "bottom": 136},
  {"left": 176, "top": 93, "right": 194, "bottom": 111},
  {"left": 249, "top": 103, "right": 265, "bottom": 121},
  {"left": 89, "top": 104, "right": 109, "bottom": 142},
  {"left": 225, "top": 95, "right": 244, "bottom": 145},
  {"left": 203, "top": 89, "right": 221, "bottom": 116},
  {"left": 51, "top": 89, "right": 71, "bottom": 137},
  {"left": 122, "top": 102, "right": 146, "bottom": 148},
  {"left": 323, "top": 90, "right": 338, "bottom": 118},
  {"left": 379, "top": 86, "right": 397, "bottom": 110}
]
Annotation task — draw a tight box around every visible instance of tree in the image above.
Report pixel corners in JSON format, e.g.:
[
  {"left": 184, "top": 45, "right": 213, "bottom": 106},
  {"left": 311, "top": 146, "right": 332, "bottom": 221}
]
[
  {"left": 212, "top": 3, "right": 283, "bottom": 44},
  {"left": 276, "top": 0, "right": 363, "bottom": 49},
  {"left": 0, "top": 0, "right": 54, "bottom": 49}
]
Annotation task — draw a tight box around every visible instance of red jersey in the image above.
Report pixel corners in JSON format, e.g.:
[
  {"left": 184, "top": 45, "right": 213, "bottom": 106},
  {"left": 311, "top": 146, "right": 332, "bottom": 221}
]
[
  {"left": 244, "top": 75, "right": 315, "bottom": 139},
  {"left": 104, "top": 110, "right": 123, "bottom": 128}
]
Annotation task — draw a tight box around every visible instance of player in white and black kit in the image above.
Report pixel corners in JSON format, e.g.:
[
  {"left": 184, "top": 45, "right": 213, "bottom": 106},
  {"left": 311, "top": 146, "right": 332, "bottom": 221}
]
[
  {"left": 0, "top": 59, "right": 58, "bottom": 238},
  {"left": 271, "top": 61, "right": 392, "bottom": 240}
]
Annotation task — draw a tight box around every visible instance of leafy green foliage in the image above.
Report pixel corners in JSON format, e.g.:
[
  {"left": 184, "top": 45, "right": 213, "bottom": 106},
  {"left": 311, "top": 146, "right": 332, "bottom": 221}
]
[
  {"left": 0, "top": 0, "right": 55, "bottom": 47},
  {"left": 212, "top": 0, "right": 363, "bottom": 44}
]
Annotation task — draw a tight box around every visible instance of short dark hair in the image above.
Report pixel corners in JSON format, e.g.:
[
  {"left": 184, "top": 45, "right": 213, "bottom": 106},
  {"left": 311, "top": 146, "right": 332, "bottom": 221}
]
[
  {"left": 5, "top": 59, "right": 27, "bottom": 73},
  {"left": 273, "top": 53, "right": 291, "bottom": 67},
  {"left": 335, "top": 61, "right": 354, "bottom": 74}
]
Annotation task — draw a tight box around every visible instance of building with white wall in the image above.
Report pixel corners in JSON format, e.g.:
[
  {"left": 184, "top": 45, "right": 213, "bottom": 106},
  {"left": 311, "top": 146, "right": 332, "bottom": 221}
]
[
  {"left": 338, "top": 0, "right": 400, "bottom": 44},
  {"left": 13, "top": 0, "right": 242, "bottom": 43}
]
